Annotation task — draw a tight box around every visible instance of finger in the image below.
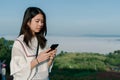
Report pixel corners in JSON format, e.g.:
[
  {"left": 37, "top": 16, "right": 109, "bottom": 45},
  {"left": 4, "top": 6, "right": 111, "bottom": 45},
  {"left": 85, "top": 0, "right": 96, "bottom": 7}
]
[
  {"left": 50, "top": 56, "right": 54, "bottom": 60},
  {"left": 52, "top": 50, "right": 57, "bottom": 55},
  {"left": 45, "top": 48, "right": 51, "bottom": 53},
  {"left": 50, "top": 49, "right": 56, "bottom": 53}
]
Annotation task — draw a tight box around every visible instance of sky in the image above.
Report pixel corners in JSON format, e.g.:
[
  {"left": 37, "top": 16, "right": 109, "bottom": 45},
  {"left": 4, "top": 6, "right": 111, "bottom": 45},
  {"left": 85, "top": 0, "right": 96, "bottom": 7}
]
[{"left": 0, "top": 0, "right": 120, "bottom": 39}]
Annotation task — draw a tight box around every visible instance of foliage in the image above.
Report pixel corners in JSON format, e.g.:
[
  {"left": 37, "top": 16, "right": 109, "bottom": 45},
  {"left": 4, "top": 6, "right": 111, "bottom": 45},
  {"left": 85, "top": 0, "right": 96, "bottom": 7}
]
[
  {"left": 0, "top": 37, "right": 14, "bottom": 74},
  {"left": 50, "top": 51, "right": 120, "bottom": 80},
  {"left": 54, "top": 52, "right": 107, "bottom": 71},
  {"left": 105, "top": 50, "right": 120, "bottom": 66}
]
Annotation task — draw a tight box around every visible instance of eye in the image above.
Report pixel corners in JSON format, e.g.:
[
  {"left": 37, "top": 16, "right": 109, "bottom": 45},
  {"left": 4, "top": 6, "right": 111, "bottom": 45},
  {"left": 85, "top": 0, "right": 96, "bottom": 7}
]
[{"left": 35, "top": 20, "right": 39, "bottom": 23}]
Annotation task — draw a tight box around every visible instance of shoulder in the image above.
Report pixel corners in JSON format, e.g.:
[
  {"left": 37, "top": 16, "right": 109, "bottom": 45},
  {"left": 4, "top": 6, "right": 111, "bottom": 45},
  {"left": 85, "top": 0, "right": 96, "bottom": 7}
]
[
  {"left": 12, "top": 35, "right": 24, "bottom": 48},
  {"left": 16, "top": 35, "right": 24, "bottom": 42},
  {"left": 15, "top": 34, "right": 24, "bottom": 44}
]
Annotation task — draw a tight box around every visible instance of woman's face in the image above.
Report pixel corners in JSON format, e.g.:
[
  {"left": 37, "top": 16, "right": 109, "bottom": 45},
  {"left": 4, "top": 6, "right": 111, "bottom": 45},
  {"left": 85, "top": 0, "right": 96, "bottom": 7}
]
[{"left": 27, "top": 13, "right": 44, "bottom": 35}]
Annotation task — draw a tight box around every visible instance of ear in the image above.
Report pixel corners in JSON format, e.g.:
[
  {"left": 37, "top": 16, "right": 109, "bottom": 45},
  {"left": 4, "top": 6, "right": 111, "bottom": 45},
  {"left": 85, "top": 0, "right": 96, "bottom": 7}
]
[{"left": 27, "top": 21, "right": 30, "bottom": 26}]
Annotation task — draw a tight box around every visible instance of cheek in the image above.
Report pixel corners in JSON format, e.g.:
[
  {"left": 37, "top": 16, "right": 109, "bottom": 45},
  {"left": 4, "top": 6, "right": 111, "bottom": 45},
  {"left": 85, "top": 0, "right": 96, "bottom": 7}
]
[
  {"left": 28, "top": 24, "right": 35, "bottom": 31},
  {"left": 30, "top": 22, "right": 36, "bottom": 27}
]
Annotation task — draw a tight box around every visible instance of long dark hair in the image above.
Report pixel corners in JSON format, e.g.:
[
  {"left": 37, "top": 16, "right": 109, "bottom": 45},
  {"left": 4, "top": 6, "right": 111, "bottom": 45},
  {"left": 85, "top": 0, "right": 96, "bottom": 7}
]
[{"left": 19, "top": 7, "right": 47, "bottom": 49}]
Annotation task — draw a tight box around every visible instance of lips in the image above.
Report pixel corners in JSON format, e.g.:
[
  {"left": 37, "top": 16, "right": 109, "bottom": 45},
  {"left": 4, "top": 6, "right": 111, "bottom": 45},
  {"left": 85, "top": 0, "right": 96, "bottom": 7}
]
[
  {"left": 36, "top": 28, "right": 40, "bottom": 31},
  {"left": 36, "top": 26, "right": 43, "bottom": 31}
]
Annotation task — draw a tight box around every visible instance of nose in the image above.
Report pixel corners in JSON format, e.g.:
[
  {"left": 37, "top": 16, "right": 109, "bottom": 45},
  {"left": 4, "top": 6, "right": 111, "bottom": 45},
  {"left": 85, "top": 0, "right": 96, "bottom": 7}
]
[{"left": 38, "top": 21, "right": 43, "bottom": 26}]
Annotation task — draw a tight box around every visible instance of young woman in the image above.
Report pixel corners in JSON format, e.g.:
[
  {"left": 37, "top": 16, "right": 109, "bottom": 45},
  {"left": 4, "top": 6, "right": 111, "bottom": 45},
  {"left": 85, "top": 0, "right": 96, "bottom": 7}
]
[{"left": 10, "top": 7, "right": 57, "bottom": 80}]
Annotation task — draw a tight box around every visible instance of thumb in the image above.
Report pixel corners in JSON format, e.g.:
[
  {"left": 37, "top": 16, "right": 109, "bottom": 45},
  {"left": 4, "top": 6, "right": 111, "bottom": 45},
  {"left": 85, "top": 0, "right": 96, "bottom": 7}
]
[{"left": 45, "top": 48, "right": 51, "bottom": 53}]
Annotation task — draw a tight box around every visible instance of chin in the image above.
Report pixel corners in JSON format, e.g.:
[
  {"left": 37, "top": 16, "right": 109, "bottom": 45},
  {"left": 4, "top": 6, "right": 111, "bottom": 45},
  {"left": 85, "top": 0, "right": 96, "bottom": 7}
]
[
  {"left": 35, "top": 31, "right": 40, "bottom": 33},
  {"left": 36, "top": 30, "right": 40, "bottom": 32}
]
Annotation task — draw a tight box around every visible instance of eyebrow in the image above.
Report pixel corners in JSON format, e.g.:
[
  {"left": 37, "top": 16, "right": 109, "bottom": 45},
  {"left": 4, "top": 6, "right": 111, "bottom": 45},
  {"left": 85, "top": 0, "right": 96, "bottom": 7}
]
[{"left": 34, "top": 18, "right": 44, "bottom": 21}]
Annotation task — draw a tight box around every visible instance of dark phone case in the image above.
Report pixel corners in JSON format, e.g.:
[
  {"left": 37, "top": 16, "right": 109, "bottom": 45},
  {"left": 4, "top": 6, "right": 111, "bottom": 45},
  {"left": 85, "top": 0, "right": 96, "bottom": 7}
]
[
  {"left": 50, "top": 44, "right": 59, "bottom": 50},
  {"left": 47, "top": 44, "right": 59, "bottom": 53}
]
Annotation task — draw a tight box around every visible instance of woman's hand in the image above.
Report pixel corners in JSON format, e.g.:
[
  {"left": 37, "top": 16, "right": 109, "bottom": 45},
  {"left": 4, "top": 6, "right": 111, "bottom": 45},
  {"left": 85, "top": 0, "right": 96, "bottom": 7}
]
[
  {"left": 31, "top": 48, "right": 57, "bottom": 69},
  {"left": 49, "top": 49, "right": 57, "bottom": 60},
  {"left": 47, "top": 49, "right": 57, "bottom": 67},
  {"left": 36, "top": 48, "right": 51, "bottom": 63}
]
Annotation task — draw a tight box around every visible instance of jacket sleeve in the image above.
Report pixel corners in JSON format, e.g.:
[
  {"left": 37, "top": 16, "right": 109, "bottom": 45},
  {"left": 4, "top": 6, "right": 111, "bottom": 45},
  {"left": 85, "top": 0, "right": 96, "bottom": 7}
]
[{"left": 10, "top": 41, "right": 31, "bottom": 80}]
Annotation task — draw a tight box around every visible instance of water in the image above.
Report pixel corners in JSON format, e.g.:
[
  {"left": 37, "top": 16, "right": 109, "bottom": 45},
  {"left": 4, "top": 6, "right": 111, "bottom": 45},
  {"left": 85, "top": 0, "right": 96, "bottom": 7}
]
[
  {"left": 2, "top": 35, "right": 120, "bottom": 54},
  {"left": 46, "top": 36, "right": 120, "bottom": 54}
]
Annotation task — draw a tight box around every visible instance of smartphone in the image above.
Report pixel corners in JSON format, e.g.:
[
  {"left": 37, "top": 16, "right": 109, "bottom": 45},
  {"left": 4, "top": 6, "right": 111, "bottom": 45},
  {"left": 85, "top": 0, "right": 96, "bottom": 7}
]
[
  {"left": 50, "top": 44, "right": 59, "bottom": 50},
  {"left": 48, "top": 44, "right": 59, "bottom": 52}
]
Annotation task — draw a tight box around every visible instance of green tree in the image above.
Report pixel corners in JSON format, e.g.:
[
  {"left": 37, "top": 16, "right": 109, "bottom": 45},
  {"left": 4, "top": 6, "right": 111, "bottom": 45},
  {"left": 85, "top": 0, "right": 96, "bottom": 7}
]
[{"left": 0, "top": 37, "right": 13, "bottom": 74}]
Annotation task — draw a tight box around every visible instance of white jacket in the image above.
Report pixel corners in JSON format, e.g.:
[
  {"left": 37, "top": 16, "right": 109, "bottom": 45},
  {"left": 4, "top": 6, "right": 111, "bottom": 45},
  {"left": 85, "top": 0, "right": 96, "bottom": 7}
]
[{"left": 10, "top": 35, "right": 52, "bottom": 80}]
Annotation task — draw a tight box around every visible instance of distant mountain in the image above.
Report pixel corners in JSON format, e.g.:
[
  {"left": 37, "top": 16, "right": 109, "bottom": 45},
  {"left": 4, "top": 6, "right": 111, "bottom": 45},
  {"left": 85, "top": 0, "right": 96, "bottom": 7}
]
[{"left": 82, "top": 34, "right": 120, "bottom": 37}]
